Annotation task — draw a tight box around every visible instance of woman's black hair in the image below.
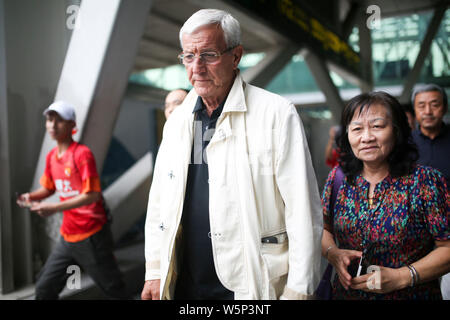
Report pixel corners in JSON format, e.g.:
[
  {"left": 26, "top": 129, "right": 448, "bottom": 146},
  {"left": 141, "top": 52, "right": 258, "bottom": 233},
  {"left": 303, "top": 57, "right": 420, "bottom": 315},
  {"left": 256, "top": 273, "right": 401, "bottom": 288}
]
[{"left": 337, "top": 91, "right": 418, "bottom": 182}]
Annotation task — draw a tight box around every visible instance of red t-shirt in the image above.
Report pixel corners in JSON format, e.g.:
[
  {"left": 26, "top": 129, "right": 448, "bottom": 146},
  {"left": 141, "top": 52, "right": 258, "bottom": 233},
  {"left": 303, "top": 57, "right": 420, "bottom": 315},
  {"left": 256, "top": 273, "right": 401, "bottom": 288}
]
[
  {"left": 40, "top": 141, "right": 107, "bottom": 242},
  {"left": 326, "top": 148, "right": 340, "bottom": 169}
]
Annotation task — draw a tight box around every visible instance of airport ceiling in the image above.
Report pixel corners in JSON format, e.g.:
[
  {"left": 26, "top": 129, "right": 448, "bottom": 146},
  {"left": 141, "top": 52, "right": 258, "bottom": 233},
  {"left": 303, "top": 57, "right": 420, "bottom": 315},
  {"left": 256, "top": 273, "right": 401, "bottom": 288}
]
[
  {"left": 134, "top": 0, "right": 285, "bottom": 71},
  {"left": 133, "top": 0, "right": 446, "bottom": 72}
]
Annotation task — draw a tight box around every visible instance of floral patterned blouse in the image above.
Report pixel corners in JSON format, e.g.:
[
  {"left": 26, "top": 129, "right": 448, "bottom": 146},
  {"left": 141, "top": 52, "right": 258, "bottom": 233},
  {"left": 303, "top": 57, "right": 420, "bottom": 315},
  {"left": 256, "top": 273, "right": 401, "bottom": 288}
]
[{"left": 322, "top": 165, "right": 449, "bottom": 300}]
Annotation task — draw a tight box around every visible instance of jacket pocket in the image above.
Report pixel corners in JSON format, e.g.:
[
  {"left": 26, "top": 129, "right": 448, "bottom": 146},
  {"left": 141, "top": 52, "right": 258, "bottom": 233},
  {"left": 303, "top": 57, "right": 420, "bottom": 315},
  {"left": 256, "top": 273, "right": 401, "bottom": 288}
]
[
  {"left": 260, "top": 239, "right": 289, "bottom": 280},
  {"left": 261, "top": 237, "right": 289, "bottom": 299}
]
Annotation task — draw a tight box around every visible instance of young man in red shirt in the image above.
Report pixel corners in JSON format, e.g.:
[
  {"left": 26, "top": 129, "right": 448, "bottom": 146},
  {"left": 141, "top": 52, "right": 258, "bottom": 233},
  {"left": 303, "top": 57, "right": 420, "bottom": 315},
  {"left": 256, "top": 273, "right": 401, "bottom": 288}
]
[{"left": 17, "top": 101, "right": 126, "bottom": 299}]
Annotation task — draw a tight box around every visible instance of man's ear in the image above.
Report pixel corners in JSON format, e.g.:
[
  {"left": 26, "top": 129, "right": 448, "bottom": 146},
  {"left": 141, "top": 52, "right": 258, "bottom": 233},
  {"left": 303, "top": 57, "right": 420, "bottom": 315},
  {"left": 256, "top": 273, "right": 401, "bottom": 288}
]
[
  {"left": 67, "top": 120, "right": 76, "bottom": 131},
  {"left": 68, "top": 121, "right": 77, "bottom": 135},
  {"left": 232, "top": 45, "right": 244, "bottom": 70}
]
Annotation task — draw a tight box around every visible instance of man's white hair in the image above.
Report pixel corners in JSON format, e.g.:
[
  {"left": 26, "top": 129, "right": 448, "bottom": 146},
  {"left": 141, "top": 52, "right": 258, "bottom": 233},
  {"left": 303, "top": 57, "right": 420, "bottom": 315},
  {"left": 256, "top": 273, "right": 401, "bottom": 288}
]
[{"left": 179, "top": 9, "right": 241, "bottom": 49}]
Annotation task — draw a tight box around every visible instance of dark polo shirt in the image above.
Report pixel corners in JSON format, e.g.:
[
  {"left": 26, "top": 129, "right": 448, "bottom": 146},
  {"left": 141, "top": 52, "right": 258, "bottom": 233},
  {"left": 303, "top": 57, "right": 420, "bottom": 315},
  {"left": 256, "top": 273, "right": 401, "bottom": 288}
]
[
  {"left": 412, "top": 122, "right": 450, "bottom": 184},
  {"left": 174, "top": 96, "right": 233, "bottom": 300}
]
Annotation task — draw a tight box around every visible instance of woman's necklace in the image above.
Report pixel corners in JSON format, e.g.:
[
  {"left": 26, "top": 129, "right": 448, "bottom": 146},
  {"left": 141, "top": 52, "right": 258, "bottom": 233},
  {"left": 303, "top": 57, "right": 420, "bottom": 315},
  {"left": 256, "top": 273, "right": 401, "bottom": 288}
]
[
  {"left": 368, "top": 196, "right": 375, "bottom": 208},
  {"left": 367, "top": 189, "right": 381, "bottom": 210},
  {"left": 368, "top": 190, "right": 379, "bottom": 209},
  {"left": 364, "top": 170, "right": 388, "bottom": 211},
  {"left": 367, "top": 182, "right": 376, "bottom": 209}
]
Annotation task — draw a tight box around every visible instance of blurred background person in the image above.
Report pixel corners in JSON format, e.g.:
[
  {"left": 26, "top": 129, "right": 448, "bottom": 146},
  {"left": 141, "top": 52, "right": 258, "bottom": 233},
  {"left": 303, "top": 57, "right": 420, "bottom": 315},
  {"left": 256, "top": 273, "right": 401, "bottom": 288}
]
[
  {"left": 411, "top": 83, "right": 450, "bottom": 299},
  {"left": 17, "top": 101, "right": 126, "bottom": 300},
  {"left": 325, "top": 125, "right": 341, "bottom": 169},
  {"left": 321, "top": 91, "right": 449, "bottom": 300},
  {"left": 164, "top": 88, "right": 188, "bottom": 119},
  {"left": 411, "top": 83, "right": 449, "bottom": 183},
  {"left": 402, "top": 103, "right": 416, "bottom": 130}
]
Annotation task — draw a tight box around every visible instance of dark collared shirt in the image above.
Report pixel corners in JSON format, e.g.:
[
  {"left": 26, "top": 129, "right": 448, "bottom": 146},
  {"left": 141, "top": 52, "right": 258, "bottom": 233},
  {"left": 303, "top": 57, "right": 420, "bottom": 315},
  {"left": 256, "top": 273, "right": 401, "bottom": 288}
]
[
  {"left": 412, "top": 122, "right": 450, "bottom": 183},
  {"left": 174, "top": 97, "right": 233, "bottom": 300}
]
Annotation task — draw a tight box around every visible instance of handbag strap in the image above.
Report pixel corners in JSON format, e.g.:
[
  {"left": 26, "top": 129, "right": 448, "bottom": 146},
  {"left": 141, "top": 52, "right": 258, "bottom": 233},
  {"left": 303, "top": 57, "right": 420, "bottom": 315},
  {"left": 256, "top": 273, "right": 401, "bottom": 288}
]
[{"left": 330, "top": 166, "right": 344, "bottom": 217}]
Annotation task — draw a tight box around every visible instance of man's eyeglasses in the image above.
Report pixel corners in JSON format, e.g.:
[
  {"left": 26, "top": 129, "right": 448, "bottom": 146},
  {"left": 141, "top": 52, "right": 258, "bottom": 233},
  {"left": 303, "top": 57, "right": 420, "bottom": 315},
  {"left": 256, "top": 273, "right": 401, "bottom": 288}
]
[{"left": 178, "top": 46, "right": 236, "bottom": 65}]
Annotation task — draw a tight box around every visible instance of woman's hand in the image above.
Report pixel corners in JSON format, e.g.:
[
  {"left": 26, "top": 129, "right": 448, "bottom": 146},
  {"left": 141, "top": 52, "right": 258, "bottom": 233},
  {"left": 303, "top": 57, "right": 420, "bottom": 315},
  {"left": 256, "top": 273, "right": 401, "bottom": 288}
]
[
  {"left": 327, "top": 247, "right": 363, "bottom": 290},
  {"left": 350, "top": 265, "right": 410, "bottom": 294}
]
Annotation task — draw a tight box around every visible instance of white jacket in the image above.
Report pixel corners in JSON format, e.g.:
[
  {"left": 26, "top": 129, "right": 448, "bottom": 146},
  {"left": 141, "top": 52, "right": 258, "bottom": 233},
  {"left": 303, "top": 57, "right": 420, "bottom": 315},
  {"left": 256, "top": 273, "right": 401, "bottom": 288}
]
[{"left": 144, "top": 74, "right": 323, "bottom": 299}]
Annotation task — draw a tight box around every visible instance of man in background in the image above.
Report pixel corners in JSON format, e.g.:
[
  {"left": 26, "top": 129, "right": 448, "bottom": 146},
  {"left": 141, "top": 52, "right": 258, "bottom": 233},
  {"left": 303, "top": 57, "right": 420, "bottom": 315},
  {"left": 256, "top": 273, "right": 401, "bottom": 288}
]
[
  {"left": 411, "top": 83, "right": 449, "bottom": 182},
  {"left": 17, "top": 101, "right": 126, "bottom": 299},
  {"left": 164, "top": 88, "right": 188, "bottom": 119},
  {"left": 411, "top": 83, "right": 450, "bottom": 300}
]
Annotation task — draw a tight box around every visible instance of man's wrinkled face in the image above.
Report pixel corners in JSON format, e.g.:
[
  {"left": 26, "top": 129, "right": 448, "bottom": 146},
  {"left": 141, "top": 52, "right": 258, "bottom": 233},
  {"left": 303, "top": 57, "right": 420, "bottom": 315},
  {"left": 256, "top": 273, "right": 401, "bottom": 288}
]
[
  {"left": 414, "top": 91, "right": 446, "bottom": 131},
  {"left": 181, "top": 24, "right": 242, "bottom": 101}
]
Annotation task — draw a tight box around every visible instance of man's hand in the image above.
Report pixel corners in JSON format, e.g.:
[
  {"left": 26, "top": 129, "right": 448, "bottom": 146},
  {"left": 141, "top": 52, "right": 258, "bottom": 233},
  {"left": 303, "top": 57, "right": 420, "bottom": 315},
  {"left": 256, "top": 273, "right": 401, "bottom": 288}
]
[
  {"left": 16, "top": 193, "right": 33, "bottom": 208},
  {"left": 141, "top": 280, "right": 160, "bottom": 300},
  {"left": 30, "top": 202, "right": 59, "bottom": 217},
  {"left": 16, "top": 187, "right": 54, "bottom": 209}
]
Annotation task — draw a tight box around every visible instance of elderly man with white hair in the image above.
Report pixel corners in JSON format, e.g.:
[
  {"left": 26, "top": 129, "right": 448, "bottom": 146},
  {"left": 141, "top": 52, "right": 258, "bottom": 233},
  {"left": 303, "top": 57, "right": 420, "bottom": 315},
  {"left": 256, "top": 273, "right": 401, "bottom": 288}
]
[{"left": 141, "top": 9, "right": 323, "bottom": 300}]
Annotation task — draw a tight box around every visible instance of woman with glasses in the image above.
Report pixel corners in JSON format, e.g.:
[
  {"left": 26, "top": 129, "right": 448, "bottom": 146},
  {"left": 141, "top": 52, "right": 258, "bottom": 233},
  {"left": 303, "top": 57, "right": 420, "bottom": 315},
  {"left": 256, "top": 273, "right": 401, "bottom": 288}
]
[{"left": 321, "top": 91, "right": 450, "bottom": 300}]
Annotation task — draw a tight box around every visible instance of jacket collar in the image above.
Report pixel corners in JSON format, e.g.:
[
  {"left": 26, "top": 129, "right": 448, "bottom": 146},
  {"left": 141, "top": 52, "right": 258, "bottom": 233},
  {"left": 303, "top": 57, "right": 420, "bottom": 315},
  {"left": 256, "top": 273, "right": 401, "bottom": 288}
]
[
  {"left": 189, "top": 72, "right": 248, "bottom": 114},
  {"left": 222, "top": 72, "right": 247, "bottom": 113}
]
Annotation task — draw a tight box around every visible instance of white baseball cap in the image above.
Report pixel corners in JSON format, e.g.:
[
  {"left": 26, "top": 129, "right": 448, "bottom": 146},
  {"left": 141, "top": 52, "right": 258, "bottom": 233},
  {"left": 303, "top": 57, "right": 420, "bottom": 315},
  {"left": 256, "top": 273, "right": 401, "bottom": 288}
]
[{"left": 43, "top": 101, "right": 76, "bottom": 122}]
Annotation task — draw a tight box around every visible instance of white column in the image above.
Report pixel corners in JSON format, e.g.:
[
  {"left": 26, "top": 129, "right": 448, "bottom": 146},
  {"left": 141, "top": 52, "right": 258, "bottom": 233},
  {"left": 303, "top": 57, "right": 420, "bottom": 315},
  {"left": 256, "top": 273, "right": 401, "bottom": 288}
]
[
  {"left": 30, "top": 0, "right": 153, "bottom": 255},
  {"left": 104, "top": 153, "right": 153, "bottom": 242},
  {"left": 32, "top": 0, "right": 153, "bottom": 193}
]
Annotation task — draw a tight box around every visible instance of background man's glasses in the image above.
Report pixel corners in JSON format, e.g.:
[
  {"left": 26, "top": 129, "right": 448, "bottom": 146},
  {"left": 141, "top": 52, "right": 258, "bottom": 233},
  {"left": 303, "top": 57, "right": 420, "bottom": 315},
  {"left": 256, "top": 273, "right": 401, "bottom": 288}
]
[{"left": 178, "top": 46, "right": 236, "bottom": 65}]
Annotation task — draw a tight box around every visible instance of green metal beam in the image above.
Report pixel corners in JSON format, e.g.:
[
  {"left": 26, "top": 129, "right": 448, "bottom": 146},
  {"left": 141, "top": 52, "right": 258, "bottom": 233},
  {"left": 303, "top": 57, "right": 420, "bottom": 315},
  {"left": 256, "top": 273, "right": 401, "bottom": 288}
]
[{"left": 226, "top": 0, "right": 365, "bottom": 83}]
